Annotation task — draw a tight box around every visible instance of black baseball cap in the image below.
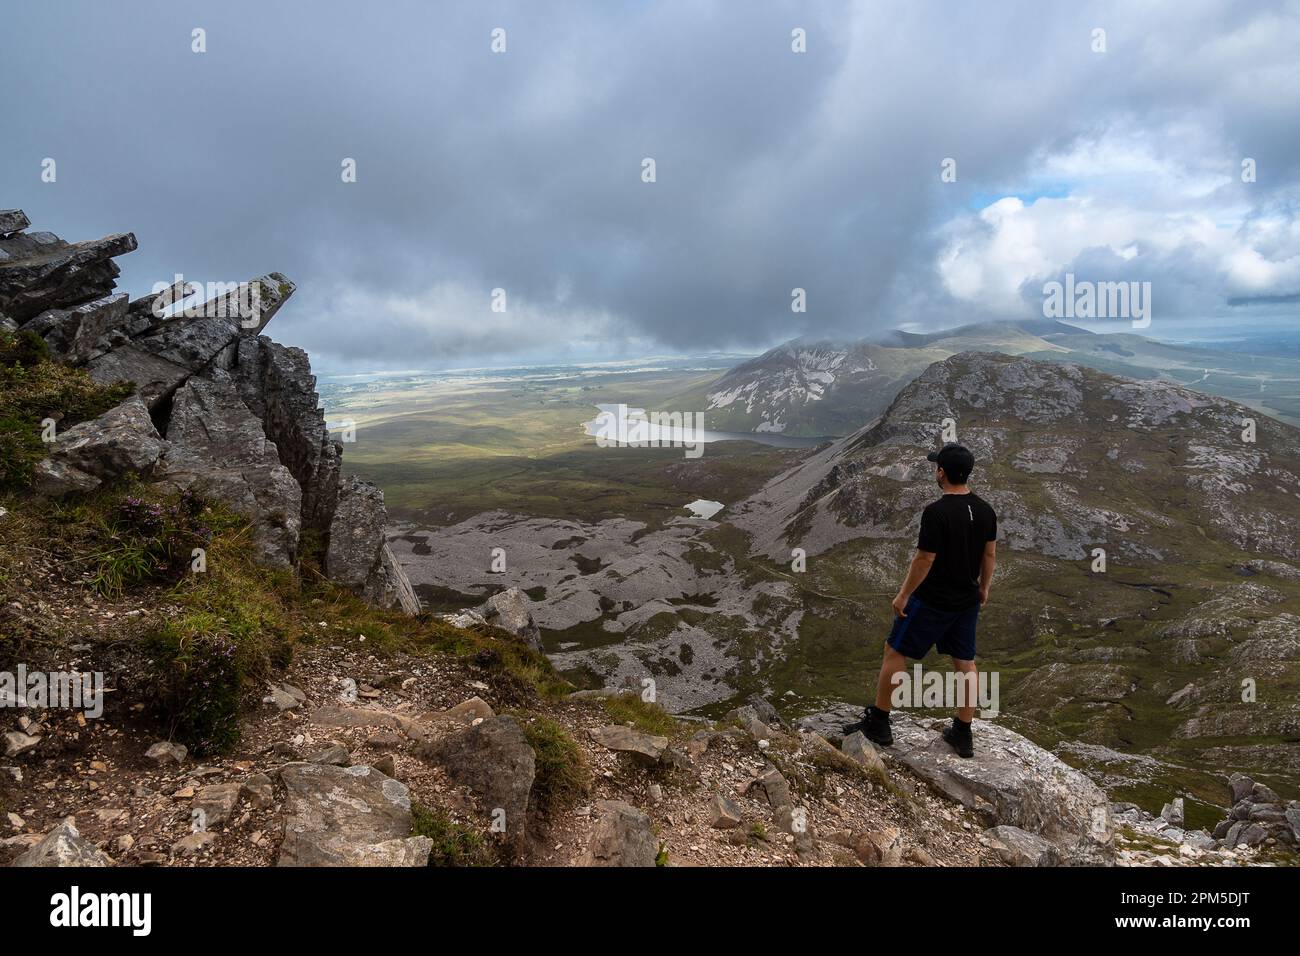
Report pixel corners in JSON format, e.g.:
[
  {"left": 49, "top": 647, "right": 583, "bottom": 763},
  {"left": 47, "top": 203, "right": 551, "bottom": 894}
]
[{"left": 927, "top": 443, "right": 975, "bottom": 481}]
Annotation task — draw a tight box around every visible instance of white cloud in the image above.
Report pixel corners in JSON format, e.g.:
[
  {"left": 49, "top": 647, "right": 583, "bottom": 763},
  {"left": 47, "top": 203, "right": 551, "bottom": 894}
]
[{"left": 936, "top": 123, "right": 1300, "bottom": 317}]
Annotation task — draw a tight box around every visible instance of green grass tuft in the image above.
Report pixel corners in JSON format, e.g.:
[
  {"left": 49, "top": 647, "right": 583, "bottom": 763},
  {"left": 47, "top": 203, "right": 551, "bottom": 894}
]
[
  {"left": 512, "top": 713, "right": 591, "bottom": 819},
  {"left": 410, "top": 802, "right": 498, "bottom": 866},
  {"left": 601, "top": 692, "right": 679, "bottom": 737}
]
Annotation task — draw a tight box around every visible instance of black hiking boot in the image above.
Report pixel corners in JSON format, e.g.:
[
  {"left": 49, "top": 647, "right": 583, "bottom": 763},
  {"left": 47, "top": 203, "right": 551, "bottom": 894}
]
[
  {"left": 843, "top": 706, "right": 893, "bottom": 747},
  {"left": 943, "top": 718, "right": 974, "bottom": 758}
]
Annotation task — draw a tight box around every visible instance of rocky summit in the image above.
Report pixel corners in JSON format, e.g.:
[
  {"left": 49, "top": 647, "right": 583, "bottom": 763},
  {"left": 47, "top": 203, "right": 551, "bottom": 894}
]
[
  {"left": 0, "top": 211, "right": 416, "bottom": 611},
  {"left": 1, "top": 217, "right": 1295, "bottom": 872}
]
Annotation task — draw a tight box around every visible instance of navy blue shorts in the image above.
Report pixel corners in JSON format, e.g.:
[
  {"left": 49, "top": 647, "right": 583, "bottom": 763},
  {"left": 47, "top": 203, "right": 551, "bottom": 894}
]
[{"left": 887, "top": 595, "right": 979, "bottom": 661}]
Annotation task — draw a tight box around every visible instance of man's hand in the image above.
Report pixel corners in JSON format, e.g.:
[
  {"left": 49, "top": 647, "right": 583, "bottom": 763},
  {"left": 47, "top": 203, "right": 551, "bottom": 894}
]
[
  {"left": 979, "top": 586, "right": 990, "bottom": 606},
  {"left": 892, "top": 592, "right": 910, "bottom": 618}
]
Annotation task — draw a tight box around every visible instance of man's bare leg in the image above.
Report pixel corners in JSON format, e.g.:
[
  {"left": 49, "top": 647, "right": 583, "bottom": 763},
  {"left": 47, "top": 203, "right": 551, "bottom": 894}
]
[
  {"left": 875, "top": 644, "right": 908, "bottom": 712},
  {"left": 952, "top": 657, "right": 977, "bottom": 722}
]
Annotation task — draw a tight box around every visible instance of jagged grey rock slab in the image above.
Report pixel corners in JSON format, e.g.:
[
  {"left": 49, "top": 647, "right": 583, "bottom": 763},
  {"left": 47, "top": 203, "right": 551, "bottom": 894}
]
[
  {"left": 219, "top": 336, "right": 341, "bottom": 532},
  {"left": 889, "top": 714, "right": 1112, "bottom": 863},
  {"left": 0, "top": 209, "right": 30, "bottom": 237},
  {"left": 0, "top": 231, "right": 136, "bottom": 322},
  {"left": 86, "top": 273, "right": 294, "bottom": 408},
  {"left": 33, "top": 397, "right": 167, "bottom": 496},
  {"left": 21, "top": 292, "right": 128, "bottom": 364},
  {"left": 327, "top": 476, "right": 418, "bottom": 613},
  {"left": 371, "top": 542, "right": 421, "bottom": 615},
  {"left": 277, "top": 762, "right": 430, "bottom": 867},
  {"left": 588, "top": 725, "right": 669, "bottom": 760}
]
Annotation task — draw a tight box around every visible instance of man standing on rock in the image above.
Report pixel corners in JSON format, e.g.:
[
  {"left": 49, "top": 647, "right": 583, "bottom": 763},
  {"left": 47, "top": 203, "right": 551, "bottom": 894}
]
[{"left": 844, "top": 443, "right": 997, "bottom": 758}]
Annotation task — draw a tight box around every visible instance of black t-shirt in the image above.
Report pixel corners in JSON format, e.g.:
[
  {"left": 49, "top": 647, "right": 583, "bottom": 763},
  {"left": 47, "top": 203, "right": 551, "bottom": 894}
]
[{"left": 912, "top": 492, "right": 997, "bottom": 611}]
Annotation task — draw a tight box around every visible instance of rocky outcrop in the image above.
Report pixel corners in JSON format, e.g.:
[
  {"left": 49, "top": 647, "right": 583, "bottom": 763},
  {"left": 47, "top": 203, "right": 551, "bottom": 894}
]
[
  {"left": 158, "top": 377, "right": 302, "bottom": 569},
  {"left": 219, "top": 336, "right": 342, "bottom": 532},
  {"left": 22, "top": 292, "right": 128, "bottom": 364},
  {"left": 0, "top": 211, "right": 417, "bottom": 611},
  {"left": 85, "top": 275, "right": 292, "bottom": 409},
  {"left": 795, "top": 705, "right": 1113, "bottom": 864},
  {"left": 1211, "top": 773, "right": 1298, "bottom": 850}
]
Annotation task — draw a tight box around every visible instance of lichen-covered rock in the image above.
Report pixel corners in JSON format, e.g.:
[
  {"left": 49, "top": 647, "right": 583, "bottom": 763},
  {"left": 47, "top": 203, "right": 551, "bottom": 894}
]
[
  {"left": 33, "top": 397, "right": 168, "bottom": 496},
  {"left": 13, "top": 820, "right": 113, "bottom": 867},
  {"left": 277, "top": 762, "right": 430, "bottom": 867}
]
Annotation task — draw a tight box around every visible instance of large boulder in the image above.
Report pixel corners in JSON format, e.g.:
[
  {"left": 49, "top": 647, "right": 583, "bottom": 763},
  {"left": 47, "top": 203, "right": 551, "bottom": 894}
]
[
  {"left": 796, "top": 704, "right": 1113, "bottom": 863},
  {"left": 581, "top": 800, "right": 657, "bottom": 867},
  {"left": 423, "top": 715, "right": 535, "bottom": 847},
  {"left": 159, "top": 377, "right": 301, "bottom": 568},
  {"left": 277, "top": 762, "right": 431, "bottom": 866},
  {"left": 12, "top": 820, "right": 113, "bottom": 867},
  {"left": 480, "top": 587, "right": 542, "bottom": 651},
  {"left": 33, "top": 397, "right": 168, "bottom": 496}
]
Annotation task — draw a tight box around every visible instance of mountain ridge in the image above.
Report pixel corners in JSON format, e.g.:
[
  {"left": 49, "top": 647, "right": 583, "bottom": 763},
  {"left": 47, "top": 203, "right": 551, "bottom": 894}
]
[{"left": 677, "top": 319, "right": 1300, "bottom": 436}]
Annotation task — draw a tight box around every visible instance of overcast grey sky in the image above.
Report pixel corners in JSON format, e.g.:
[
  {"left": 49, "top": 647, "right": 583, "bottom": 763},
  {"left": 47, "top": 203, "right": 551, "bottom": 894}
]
[{"left": 3, "top": 0, "right": 1298, "bottom": 369}]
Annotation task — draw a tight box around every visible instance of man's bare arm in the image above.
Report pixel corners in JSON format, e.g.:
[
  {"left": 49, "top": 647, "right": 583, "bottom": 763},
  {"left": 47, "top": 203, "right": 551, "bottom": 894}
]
[
  {"left": 892, "top": 549, "right": 936, "bottom": 617},
  {"left": 979, "top": 540, "right": 996, "bottom": 604}
]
